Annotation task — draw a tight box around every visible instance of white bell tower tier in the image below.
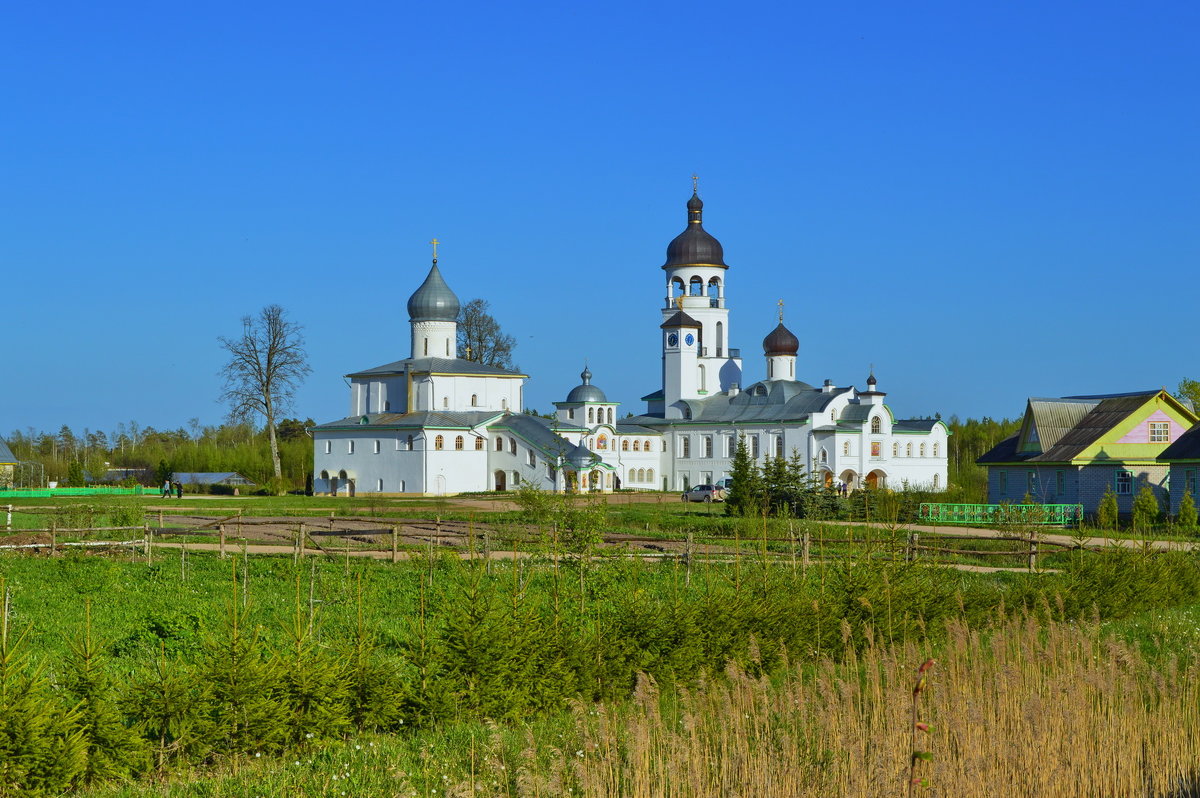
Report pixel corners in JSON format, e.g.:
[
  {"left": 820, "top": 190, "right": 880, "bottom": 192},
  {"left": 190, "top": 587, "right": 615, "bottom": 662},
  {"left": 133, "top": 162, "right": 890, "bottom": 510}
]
[
  {"left": 661, "top": 308, "right": 702, "bottom": 419},
  {"left": 660, "top": 186, "right": 742, "bottom": 393}
]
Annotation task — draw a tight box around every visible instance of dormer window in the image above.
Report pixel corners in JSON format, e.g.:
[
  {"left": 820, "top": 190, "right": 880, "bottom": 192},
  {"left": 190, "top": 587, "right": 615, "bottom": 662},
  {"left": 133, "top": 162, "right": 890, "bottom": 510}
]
[{"left": 871, "top": 416, "right": 882, "bottom": 434}]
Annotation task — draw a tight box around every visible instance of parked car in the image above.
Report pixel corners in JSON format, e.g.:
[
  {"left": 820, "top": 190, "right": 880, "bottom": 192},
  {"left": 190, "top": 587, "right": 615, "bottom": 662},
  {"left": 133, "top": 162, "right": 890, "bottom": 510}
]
[{"left": 682, "top": 484, "right": 726, "bottom": 502}]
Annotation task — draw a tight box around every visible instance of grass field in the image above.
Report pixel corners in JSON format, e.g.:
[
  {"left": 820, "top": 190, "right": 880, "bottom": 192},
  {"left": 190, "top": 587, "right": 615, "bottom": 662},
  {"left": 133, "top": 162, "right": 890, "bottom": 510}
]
[{"left": 2, "top": 494, "right": 1200, "bottom": 796}]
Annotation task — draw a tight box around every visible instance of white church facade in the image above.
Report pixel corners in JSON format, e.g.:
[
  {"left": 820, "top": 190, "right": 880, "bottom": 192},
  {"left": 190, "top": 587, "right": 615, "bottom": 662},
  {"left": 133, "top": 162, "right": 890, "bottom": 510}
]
[{"left": 311, "top": 192, "right": 948, "bottom": 495}]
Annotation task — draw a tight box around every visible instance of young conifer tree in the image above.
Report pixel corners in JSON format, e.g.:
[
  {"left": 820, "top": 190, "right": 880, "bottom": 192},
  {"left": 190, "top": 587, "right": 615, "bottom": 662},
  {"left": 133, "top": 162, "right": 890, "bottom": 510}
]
[
  {"left": 1179, "top": 490, "right": 1198, "bottom": 532},
  {"left": 726, "top": 436, "right": 764, "bottom": 517},
  {"left": 1097, "top": 486, "right": 1119, "bottom": 531}
]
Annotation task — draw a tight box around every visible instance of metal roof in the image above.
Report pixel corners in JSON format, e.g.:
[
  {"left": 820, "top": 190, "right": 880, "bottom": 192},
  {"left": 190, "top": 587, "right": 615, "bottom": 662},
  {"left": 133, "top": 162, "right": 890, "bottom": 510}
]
[
  {"left": 406, "top": 262, "right": 461, "bottom": 322},
  {"left": 660, "top": 310, "right": 703, "bottom": 329},
  {"left": 0, "top": 438, "right": 16, "bottom": 464},
  {"left": 346, "top": 357, "right": 525, "bottom": 379},
  {"left": 312, "top": 410, "right": 502, "bottom": 430},
  {"left": 172, "top": 472, "right": 256, "bottom": 486},
  {"left": 1160, "top": 424, "right": 1200, "bottom": 461},
  {"left": 662, "top": 192, "right": 729, "bottom": 270},
  {"left": 486, "top": 414, "right": 601, "bottom": 468},
  {"left": 627, "top": 379, "right": 844, "bottom": 426}
]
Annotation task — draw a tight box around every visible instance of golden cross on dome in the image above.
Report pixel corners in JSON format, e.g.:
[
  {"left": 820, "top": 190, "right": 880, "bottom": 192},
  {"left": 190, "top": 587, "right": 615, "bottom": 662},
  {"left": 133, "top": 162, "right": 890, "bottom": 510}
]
[
  {"left": 778, "top": 298, "right": 785, "bottom": 322},
  {"left": 430, "top": 238, "right": 439, "bottom": 262},
  {"left": 691, "top": 174, "right": 699, "bottom": 193}
]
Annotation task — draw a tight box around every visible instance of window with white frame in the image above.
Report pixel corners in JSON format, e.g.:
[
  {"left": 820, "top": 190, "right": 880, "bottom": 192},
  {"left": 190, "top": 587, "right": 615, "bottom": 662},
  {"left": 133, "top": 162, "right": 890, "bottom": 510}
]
[
  {"left": 681, "top": 436, "right": 691, "bottom": 458},
  {"left": 871, "top": 416, "right": 881, "bottom": 434},
  {"left": 475, "top": 436, "right": 485, "bottom": 450},
  {"left": 1150, "top": 422, "right": 1170, "bottom": 443},
  {"left": 704, "top": 436, "right": 714, "bottom": 458},
  {"left": 775, "top": 436, "right": 784, "bottom": 458},
  {"left": 748, "top": 435, "right": 759, "bottom": 458},
  {"left": 1115, "top": 470, "right": 1133, "bottom": 495},
  {"left": 726, "top": 435, "right": 736, "bottom": 457}
]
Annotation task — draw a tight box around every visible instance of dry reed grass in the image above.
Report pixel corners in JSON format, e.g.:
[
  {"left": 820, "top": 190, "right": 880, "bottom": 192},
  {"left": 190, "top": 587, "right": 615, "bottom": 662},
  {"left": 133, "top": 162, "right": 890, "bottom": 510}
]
[{"left": 506, "top": 613, "right": 1200, "bottom": 798}]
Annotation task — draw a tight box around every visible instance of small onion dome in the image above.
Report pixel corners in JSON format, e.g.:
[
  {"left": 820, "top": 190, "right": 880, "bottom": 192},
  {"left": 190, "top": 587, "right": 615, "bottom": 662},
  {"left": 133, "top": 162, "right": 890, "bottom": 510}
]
[
  {"left": 567, "top": 446, "right": 596, "bottom": 469},
  {"left": 566, "top": 366, "right": 608, "bottom": 403},
  {"left": 407, "top": 262, "right": 461, "bottom": 322},
  {"left": 762, "top": 322, "right": 799, "bottom": 356},
  {"left": 866, "top": 372, "right": 877, "bottom": 388},
  {"left": 661, "top": 192, "right": 728, "bottom": 270}
]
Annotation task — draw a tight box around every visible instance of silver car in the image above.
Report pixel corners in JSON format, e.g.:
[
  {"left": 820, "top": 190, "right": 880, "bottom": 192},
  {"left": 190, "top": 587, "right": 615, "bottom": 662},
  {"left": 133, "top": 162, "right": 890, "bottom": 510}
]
[{"left": 682, "top": 484, "right": 726, "bottom": 503}]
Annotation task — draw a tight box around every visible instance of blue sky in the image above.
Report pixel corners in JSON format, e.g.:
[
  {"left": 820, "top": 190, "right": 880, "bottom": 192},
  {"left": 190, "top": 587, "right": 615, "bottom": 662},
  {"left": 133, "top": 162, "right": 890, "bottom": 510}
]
[{"left": 3, "top": 1, "right": 1197, "bottom": 437}]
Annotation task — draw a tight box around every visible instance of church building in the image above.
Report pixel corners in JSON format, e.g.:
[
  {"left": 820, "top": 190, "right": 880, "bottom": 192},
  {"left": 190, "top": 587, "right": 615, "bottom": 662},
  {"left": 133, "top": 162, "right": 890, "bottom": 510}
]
[{"left": 311, "top": 191, "right": 948, "bottom": 495}]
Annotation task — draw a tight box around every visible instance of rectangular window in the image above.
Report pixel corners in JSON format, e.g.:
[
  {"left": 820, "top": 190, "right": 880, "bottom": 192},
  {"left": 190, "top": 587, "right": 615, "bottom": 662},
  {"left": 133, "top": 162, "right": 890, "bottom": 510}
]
[
  {"left": 704, "top": 436, "right": 713, "bottom": 458},
  {"left": 1115, "top": 470, "right": 1133, "bottom": 495},
  {"left": 681, "top": 436, "right": 691, "bottom": 458},
  {"left": 1056, "top": 470, "right": 1065, "bottom": 495},
  {"left": 870, "top": 441, "right": 881, "bottom": 458},
  {"left": 775, "top": 436, "right": 784, "bottom": 458},
  {"left": 1188, "top": 469, "right": 1198, "bottom": 497},
  {"left": 1027, "top": 471, "right": 1037, "bottom": 494},
  {"left": 1150, "top": 422, "right": 1170, "bottom": 443},
  {"left": 373, "top": 440, "right": 381, "bottom": 454},
  {"left": 999, "top": 470, "right": 1007, "bottom": 495},
  {"left": 324, "top": 440, "right": 331, "bottom": 454},
  {"left": 527, "top": 449, "right": 536, "bottom": 467},
  {"left": 348, "top": 440, "right": 355, "bottom": 454},
  {"left": 748, "top": 435, "right": 759, "bottom": 458}
]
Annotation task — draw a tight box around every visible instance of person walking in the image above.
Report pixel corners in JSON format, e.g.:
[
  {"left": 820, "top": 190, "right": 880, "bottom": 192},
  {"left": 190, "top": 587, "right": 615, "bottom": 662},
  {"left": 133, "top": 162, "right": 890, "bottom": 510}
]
[
  {"left": 162, "top": 479, "right": 171, "bottom": 499},
  {"left": 174, "top": 481, "right": 183, "bottom": 499}
]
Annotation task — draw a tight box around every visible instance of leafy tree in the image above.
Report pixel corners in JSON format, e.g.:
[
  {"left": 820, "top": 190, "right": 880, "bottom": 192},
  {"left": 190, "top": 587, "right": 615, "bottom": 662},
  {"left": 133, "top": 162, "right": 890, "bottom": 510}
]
[
  {"left": 275, "top": 418, "right": 314, "bottom": 442},
  {"left": 1177, "top": 378, "right": 1200, "bottom": 412},
  {"left": 1097, "top": 486, "right": 1119, "bottom": 530},
  {"left": 1131, "top": 483, "right": 1161, "bottom": 532},
  {"left": 456, "top": 298, "right": 517, "bottom": 369},
  {"left": 218, "top": 305, "right": 311, "bottom": 486},
  {"left": 1178, "top": 490, "right": 1198, "bottom": 532}
]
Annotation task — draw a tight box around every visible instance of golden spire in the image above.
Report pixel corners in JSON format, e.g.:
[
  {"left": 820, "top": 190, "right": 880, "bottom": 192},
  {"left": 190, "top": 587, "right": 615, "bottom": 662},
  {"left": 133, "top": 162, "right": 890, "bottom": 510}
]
[
  {"left": 430, "top": 237, "right": 439, "bottom": 263},
  {"left": 778, "top": 298, "right": 785, "bottom": 323}
]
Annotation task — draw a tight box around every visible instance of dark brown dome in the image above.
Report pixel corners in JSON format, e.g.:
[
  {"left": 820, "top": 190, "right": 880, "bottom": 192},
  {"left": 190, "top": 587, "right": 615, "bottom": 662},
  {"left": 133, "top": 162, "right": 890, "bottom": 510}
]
[
  {"left": 763, "top": 322, "right": 799, "bottom": 356},
  {"left": 662, "top": 192, "right": 728, "bottom": 270}
]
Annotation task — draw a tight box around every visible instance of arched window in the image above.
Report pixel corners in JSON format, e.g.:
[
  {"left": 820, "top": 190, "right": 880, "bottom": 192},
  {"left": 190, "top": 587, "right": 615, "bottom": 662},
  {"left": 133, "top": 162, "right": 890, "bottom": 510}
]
[
  {"left": 715, "top": 320, "right": 724, "bottom": 356},
  {"left": 637, "top": 468, "right": 645, "bottom": 481},
  {"left": 588, "top": 407, "right": 595, "bottom": 423},
  {"left": 933, "top": 474, "right": 941, "bottom": 489},
  {"left": 442, "top": 397, "right": 449, "bottom": 409},
  {"left": 681, "top": 437, "right": 691, "bottom": 458},
  {"left": 475, "top": 437, "right": 484, "bottom": 450},
  {"left": 843, "top": 441, "right": 851, "bottom": 456},
  {"left": 509, "top": 437, "right": 517, "bottom": 455},
  {"left": 434, "top": 435, "right": 444, "bottom": 450},
  {"left": 775, "top": 436, "right": 784, "bottom": 458},
  {"left": 820, "top": 449, "right": 828, "bottom": 464},
  {"left": 377, "top": 479, "right": 384, "bottom": 491},
  {"left": 699, "top": 363, "right": 707, "bottom": 390},
  {"left": 892, "top": 442, "right": 898, "bottom": 457},
  {"left": 830, "top": 410, "right": 836, "bottom": 422},
  {"left": 648, "top": 440, "right": 654, "bottom": 451},
  {"left": 906, "top": 443, "right": 913, "bottom": 457},
  {"left": 495, "top": 437, "right": 503, "bottom": 451},
  {"left": 622, "top": 439, "right": 629, "bottom": 451},
  {"left": 871, "top": 417, "right": 882, "bottom": 434},
  {"left": 647, "top": 468, "right": 655, "bottom": 483},
  {"left": 920, "top": 443, "right": 927, "bottom": 457},
  {"left": 933, "top": 442, "right": 940, "bottom": 457},
  {"left": 606, "top": 408, "right": 613, "bottom": 424},
  {"left": 597, "top": 434, "right": 608, "bottom": 450},
  {"left": 633, "top": 439, "right": 640, "bottom": 451},
  {"left": 707, "top": 276, "right": 721, "bottom": 302},
  {"left": 471, "top": 394, "right": 478, "bottom": 407},
  {"left": 670, "top": 276, "right": 685, "bottom": 299},
  {"left": 768, "top": 360, "right": 773, "bottom": 378},
  {"left": 501, "top": 398, "right": 508, "bottom": 410},
  {"left": 455, "top": 435, "right": 464, "bottom": 451},
  {"left": 689, "top": 275, "right": 703, "bottom": 295}
]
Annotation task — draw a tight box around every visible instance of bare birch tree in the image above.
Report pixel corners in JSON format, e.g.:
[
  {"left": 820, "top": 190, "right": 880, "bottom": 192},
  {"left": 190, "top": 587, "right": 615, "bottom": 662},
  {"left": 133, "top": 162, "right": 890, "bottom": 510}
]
[{"left": 218, "top": 305, "right": 311, "bottom": 486}]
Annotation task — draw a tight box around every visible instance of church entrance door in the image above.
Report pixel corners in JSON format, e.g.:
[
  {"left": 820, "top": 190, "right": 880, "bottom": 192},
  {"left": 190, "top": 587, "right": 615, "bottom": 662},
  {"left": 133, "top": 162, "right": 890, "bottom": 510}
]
[{"left": 494, "top": 470, "right": 507, "bottom": 491}]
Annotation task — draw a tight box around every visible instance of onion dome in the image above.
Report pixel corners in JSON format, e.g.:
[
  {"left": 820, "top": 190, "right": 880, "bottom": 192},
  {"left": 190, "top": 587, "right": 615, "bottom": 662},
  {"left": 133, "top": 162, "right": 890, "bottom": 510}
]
[
  {"left": 661, "top": 192, "right": 729, "bottom": 270},
  {"left": 407, "top": 262, "right": 461, "bottom": 322},
  {"left": 566, "top": 366, "right": 608, "bottom": 403},
  {"left": 762, "top": 322, "right": 799, "bottom": 356},
  {"left": 866, "top": 372, "right": 877, "bottom": 388}
]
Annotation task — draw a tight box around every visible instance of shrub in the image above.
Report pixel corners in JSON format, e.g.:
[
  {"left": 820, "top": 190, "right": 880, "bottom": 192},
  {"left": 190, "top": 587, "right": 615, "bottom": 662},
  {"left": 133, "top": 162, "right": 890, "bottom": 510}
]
[
  {"left": 1178, "top": 490, "right": 1198, "bottom": 532},
  {"left": 1131, "top": 484, "right": 1160, "bottom": 532},
  {"left": 1097, "top": 487, "right": 1119, "bottom": 531}
]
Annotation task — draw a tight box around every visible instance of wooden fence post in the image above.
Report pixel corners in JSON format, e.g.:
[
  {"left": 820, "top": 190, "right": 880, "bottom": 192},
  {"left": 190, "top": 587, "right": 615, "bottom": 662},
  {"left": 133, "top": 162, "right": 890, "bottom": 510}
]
[
  {"left": 158, "top": 510, "right": 163, "bottom": 529},
  {"left": 802, "top": 532, "right": 811, "bottom": 571},
  {"left": 50, "top": 523, "right": 56, "bottom": 557},
  {"left": 391, "top": 526, "right": 398, "bottom": 564},
  {"left": 219, "top": 525, "right": 226, "bottom": 559},
  {"left": 1028, "top": 531, "right": 1038, "bottom": 571},
  {"left": 297, "top": 523, "right": 306, "bottom": 561},
  {"left": 5, "top": 504, "right": 11, "bottom": 531}
]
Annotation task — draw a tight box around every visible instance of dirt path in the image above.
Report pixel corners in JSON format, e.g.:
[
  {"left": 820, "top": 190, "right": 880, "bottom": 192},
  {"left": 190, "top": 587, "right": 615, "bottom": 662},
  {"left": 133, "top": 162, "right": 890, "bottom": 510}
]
[{"left": 826, "top": 521, "right": 1198, "bottom": 552}]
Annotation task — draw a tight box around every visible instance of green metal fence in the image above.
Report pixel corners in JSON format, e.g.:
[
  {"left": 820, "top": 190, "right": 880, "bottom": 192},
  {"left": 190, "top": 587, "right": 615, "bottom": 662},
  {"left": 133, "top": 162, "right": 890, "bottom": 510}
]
[
  {"left": 0, "top": 487, "right": 155, "bottom": 499},
  {"left": 919, "top": 503, "right": 1084, "bottom": 528}
]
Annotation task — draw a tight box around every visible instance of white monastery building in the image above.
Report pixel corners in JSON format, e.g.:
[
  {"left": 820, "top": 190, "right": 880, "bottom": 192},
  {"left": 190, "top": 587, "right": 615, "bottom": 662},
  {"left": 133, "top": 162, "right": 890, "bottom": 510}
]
[{"left": 312, "top": 191, "right": 949, "bottom": 495}]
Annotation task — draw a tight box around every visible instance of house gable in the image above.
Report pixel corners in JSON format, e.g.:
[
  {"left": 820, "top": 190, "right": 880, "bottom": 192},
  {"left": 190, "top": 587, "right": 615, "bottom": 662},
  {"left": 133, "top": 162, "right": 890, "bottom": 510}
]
[{"left": 1074, "top": 391, "right": 1197, "bottom": 464}]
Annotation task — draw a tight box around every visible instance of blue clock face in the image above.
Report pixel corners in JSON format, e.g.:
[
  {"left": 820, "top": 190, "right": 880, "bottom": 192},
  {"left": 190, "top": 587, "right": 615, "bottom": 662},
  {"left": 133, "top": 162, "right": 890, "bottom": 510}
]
[
  {"left": 667, "top": 333, "right": 679, "bottom": 347},
  {"left": 684, "top": 333, "right": 695, "bottom": 346}
]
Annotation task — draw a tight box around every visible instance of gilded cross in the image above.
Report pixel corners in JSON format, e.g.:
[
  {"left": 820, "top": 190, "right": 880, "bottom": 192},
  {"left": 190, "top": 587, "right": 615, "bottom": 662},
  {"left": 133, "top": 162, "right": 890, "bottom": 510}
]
[
  {"left": 691, "top": 174, "right": 699, "bottom": 193},
  {"left": 778, "top": 298, "right": 784, "bottom": 322},
  {"left": 430, "top": 238, "right": 439, "bottom": 261}
]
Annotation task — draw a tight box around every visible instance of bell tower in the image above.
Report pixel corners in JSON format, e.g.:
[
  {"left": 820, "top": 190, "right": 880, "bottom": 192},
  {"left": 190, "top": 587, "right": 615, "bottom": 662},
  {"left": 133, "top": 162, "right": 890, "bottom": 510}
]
[
  {"left": 659, "top": 181, "right": 742, "bottom": 396},
  {"left": 661, "top": 300, "right": 702, "bottom": 418}
]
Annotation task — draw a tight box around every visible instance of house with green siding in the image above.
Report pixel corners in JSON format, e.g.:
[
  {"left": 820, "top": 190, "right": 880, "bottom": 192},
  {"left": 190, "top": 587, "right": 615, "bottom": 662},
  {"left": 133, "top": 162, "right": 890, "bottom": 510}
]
[
  {"left": 1158, "top": 424, "right": 1200, "bottom": 516},
  {"left": 976, "top": 389, "right": 1197, "bottom": 517}
]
